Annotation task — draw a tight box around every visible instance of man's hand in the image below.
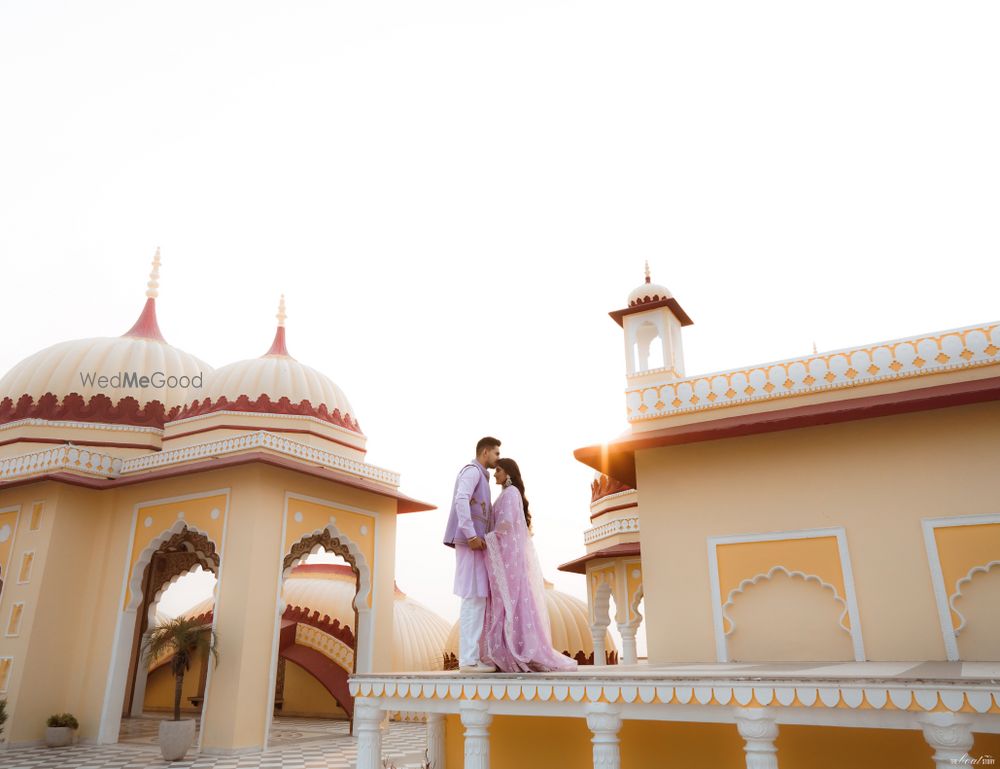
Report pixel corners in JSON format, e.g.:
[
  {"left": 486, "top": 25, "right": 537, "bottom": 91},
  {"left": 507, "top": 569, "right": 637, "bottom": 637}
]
[{"left": 468, "top": 536, "right": 486, "bottom": 551}]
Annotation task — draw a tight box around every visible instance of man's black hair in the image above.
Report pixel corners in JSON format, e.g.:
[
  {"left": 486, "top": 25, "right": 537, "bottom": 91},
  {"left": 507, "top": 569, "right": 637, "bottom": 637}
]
[{"left": 476, "top": 436, "right": 501, "bottom": 454}]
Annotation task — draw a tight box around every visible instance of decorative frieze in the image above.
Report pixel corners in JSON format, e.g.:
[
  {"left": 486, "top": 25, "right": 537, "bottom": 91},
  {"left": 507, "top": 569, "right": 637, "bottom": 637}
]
[
  {"left": 0, "top": 430, "right": 399, "bottom": 486},
  {"left": 627, "top": 322, "right": 1000, "bottom": 421},
  {"left": 584, "top": 517, "right": 640, "bottom": 545}
]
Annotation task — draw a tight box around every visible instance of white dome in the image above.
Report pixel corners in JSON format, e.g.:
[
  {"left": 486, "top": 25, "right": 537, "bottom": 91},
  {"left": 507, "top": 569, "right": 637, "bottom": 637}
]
[
  {"left": 202, "top": 355, "right": 356, "bottom": 421},
  {"left": 0, "top": 300, "right": 211, "bottom": 420},
  {"left": 392, "top": 593, "right": 451, "bottom": 672},
  {"left": 627, "top": 261, "right": 673, "bottom": 307},
  {"left": 174, "top": 298, "right": 361, "bottom": 433},
  {"left": 445, "top": 581, "right": 616, "bottom": 660}
]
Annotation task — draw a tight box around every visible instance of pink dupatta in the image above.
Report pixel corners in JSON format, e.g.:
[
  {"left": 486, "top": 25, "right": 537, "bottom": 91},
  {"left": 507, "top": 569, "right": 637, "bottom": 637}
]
[{"left": 480, "top": 486, "right": 578, "bottom": 673}]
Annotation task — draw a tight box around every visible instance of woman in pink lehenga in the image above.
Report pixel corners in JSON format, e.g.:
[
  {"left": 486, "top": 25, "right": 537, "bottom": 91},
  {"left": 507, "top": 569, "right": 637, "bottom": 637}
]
[{"left": 480, "top": 458, "right": 578, "bottom": 673}]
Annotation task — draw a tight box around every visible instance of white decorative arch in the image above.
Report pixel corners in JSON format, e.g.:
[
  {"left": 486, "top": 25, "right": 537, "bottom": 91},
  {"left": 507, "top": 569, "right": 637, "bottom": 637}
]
[
  {"left": 629, "top": 583, "right": 644, "bottom": 628},
  {"left": 279, "top": 521, "right": 372, "bottom": 614},
  {"left": 126, "top": 518, "right": 219, "bottom": 613},
  {"left": 707, "top": 527, "right": 865, "bottom": 663},
  {"left": 922, "top": 513, "right": 1000, "bottom": 661},
  {"left": 949, "top": 560, "right": 1000, "bottom": 636},
  {"left": 264, "top": 503, "right": 377, "bottom": 747},
  {"left": 721, "top": 565, "right": 851, "bottom": 637},
  {"left": 99, "top": 489, "right": 231, "bottom": 745},
  {"left": 591, "top": 579, "right": 613, "bottom": 628}
]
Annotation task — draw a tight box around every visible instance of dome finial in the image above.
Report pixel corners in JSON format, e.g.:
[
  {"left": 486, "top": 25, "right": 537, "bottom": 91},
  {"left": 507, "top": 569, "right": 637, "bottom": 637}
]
[
  {"left": 265, "top": 294, "right": 292, "bottom": 357},
  {"left": 276, "top": 293, "right": 287, "bottom": 327},
  {"left": 146, "top": 247, "right": 161, "bottom": 298},
  {"left": 122, "top": 248, "right": 166, "bottom": 341},
  {"left": 644, "top": 260, "right": 651, "bottom": 284}
]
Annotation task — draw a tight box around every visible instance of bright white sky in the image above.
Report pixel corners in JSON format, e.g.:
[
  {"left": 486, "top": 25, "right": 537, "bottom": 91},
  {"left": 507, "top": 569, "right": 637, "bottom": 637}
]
[{"left": 2, "top": 3, "right": 998, "bottom": 658}]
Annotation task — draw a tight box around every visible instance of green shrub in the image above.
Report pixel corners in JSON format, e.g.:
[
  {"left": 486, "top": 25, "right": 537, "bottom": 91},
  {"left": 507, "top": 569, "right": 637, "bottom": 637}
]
[
  {"left": 0, "top": 698, "right": 8, "bottom": 739},
  {"left": 46, "top": 713, "right": 79, "bottom": 729}
]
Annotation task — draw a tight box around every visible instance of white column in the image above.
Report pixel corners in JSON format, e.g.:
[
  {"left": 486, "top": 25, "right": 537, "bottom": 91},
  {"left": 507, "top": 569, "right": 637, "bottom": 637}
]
[
  {"left": 459, "top": 700, "right": 492, "bottom": 769},
  {"left": 426, "top": 712, "right": 446, "bottom": 769},
  {"left": 130, "top": 630, "right": 154, "bottom": 716},
  {"left": 585, "top": 703, "right": 623, "bottom": 769},
  {"left": 919, "top": 712, "right": 974, "bottom": 768},
  {"left": 617, "top": 623, "right": 638, "bottom": 665},
  {"left": 591, "top": 624, "right": 608, "bottom": 666},
  {"left": 735, "top": 707, "right": 779, "bottom": 769},
  {"left": 354, "top": 697, "right": 385, "bottom": 769}
]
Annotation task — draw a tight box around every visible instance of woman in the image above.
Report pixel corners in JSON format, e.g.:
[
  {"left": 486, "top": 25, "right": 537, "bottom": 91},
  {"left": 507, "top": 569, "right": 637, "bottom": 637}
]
[{"left": 480, "top": 457, "right": 578, "bottom": 673}]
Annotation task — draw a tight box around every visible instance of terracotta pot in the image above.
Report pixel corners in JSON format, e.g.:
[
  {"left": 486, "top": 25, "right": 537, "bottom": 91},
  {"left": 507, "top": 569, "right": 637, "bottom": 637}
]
[
  {"left": 158, "top": 719, "right": 196, "bottom": 761},
  {"left": 44, "top": 726, "right": 75, "bottom": 747}
]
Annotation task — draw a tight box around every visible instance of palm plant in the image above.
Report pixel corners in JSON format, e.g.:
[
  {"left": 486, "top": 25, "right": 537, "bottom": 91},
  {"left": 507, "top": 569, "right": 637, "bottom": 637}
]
[{"left": 142, "top": 617, "right": 219, "bottom": 722}]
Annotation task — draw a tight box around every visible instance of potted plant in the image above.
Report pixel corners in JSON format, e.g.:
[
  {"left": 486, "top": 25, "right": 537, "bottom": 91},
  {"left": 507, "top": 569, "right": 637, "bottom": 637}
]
[
  {"left": 142, "top": 616, "right": 218, "bottom": 761},
  {"left": 1, "top": 698, "right": 8, "bottom": 744},
  {"left": 44, "top": 713, "right": 78, "bottom": 747}
]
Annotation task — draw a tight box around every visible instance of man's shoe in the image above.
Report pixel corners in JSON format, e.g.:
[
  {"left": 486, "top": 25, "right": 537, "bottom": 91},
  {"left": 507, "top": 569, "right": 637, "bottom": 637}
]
[{"left": 458, "top": 662, "right": 497, "bottom": 673}]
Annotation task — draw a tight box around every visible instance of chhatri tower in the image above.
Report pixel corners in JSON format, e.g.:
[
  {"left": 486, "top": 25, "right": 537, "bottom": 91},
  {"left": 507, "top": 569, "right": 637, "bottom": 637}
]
[{"left": 0, "top": 251, "right": 437, "bottom": 752}]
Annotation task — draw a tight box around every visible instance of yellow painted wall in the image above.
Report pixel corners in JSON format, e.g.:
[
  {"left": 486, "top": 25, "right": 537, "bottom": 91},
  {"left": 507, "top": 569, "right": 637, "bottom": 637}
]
[
  {"left": 636, "top": 400, "right": 1000, "bottom": 662},
  {"left": 279, "top": 659, "right": 347, "bottom": 719},
  {"left": 142, "top": 646, "right": 206, "bottom": 714},
  {"left": 443, "top": 715, "right": 1000, "bottom": 769}
]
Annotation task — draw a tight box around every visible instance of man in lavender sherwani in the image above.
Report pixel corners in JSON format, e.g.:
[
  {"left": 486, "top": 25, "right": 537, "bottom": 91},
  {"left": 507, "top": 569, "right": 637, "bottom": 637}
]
[{"left": 443, "top": 436, "right": 501, "bottom": 672}]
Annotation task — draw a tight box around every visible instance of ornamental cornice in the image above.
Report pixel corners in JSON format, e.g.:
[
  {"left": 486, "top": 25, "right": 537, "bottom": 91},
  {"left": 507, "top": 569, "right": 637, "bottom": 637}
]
[
  {"left": 627, "top": 322, "right": 1000, "bottom": 421},
  {"left": 0, "top": 430, "right": 400, "bottom": 486},
  {"left": 0, "top": 418, "right": 163, "bottom": 434},
  {"left": 165, "top": 408, "right": 365, "bottom": 441}
]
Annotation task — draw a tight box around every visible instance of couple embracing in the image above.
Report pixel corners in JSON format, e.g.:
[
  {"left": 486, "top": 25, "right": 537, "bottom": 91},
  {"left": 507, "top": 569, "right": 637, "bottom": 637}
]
[{"left": 443, "top": 436, "right": 578, "bottom": 674}]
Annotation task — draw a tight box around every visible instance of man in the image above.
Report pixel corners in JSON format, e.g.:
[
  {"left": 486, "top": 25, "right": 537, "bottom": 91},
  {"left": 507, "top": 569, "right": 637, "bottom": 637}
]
[{"left": 443, "top": 436, "right": 501, "bottom": 673}]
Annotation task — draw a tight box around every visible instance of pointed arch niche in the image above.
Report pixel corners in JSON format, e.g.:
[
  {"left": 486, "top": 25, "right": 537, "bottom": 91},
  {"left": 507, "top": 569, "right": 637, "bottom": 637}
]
[
  {"left": 263, "top": 492, "right": 377, "bottom": 744},
  {"left": 98, "top": 490, "right": 229, "bottom": 745}
]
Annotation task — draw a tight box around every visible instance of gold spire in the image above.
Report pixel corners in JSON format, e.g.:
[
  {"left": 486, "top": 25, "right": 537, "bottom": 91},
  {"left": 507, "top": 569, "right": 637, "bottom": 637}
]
[
  {"left": 276, "top": 294, "right": 287, "bottom": 327},
  {"left": 644, "top": 260, "right": 651, "bottom": 284},
  {"left": 146, "top": 247, "right": 161, "bottom": 298},
  {"left": 812, "top": 341, "right": 818, "bottom": 355}
]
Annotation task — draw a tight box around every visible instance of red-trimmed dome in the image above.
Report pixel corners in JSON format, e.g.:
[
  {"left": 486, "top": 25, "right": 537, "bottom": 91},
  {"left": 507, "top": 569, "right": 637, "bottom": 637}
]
[
  {"left": 0, "top": 249, "right": 211, "bottom": 427},
  {"left": 627, "top": 260, "right": 673, "bottom": 307},
  {"left": 171, "top": 296, "right": 362, "bottom": 433}
]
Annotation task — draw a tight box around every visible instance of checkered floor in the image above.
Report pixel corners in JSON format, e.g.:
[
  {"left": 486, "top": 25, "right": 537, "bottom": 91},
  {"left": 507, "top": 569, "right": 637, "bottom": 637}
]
[{"left": 0, "top": 716, "right": 428, "bottom": 769}]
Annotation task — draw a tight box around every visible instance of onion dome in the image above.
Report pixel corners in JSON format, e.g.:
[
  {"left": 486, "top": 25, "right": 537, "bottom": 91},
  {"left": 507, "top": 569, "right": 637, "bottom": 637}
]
[
  {"left": 627, "top": 260, "right": 673, "bottom": 307},
  {"left": 0, "top": 249, "right": 212, "bottom": 427},
  {"left": 392, "top": 584, "right": 452, "bottom": 672},
  {"left": 443, "top": 580, "right": 617, "bottom": 666},
  {"left": 172, "top": 296, "right": 361, "bottom": 434},
  {"left": 176, "top": 563, "right": 452, "bottom": 672}
]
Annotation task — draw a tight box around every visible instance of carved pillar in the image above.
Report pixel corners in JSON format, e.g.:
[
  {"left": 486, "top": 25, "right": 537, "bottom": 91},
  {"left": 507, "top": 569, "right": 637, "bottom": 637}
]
[
  {"left": 919, "top": 713, "right": 974, "bottom": 768},
  {"left": 585, "top": 703, "right": 623, "bottom": 769},
  {"left": 426, "top": 712, "right": 446, "bottom": 769},
  {"left": 617, "top": 623, "right": 638, "bottom": 665},
  {"left": 354, "top": 697, "right": 385, "bottom": 769},
  {"left": 459, "top": 700, "right": 492, "bottom": 769},
  {"left": 591, "top": 625, "right": 609, "bottom": 667},
  {"left": 735, "top": 707, "right": 779, "bottom": 769}
]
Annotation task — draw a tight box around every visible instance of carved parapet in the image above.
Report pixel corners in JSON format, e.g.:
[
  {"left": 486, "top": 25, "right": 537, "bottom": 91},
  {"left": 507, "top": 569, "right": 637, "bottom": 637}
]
[
  {"left": 0, "top": 392, "right": 168, "bottom": 427},
  {"left": 282, "top": 604, "right": 356, "bottom": 648},
  {"left": 168, "top": 394, "right": 362, "bottom": 433}
]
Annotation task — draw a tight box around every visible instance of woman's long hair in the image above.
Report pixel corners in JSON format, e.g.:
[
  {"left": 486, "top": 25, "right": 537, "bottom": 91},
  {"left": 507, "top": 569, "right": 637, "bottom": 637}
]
[{"left": 496, "top": 457, "right": 531, "bottom": 529}]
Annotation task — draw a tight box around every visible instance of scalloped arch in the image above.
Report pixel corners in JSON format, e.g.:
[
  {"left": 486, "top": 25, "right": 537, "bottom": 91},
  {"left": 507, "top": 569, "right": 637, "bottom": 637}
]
[{"left": 722, "top": 565, "right": 850, "bottom": 637}]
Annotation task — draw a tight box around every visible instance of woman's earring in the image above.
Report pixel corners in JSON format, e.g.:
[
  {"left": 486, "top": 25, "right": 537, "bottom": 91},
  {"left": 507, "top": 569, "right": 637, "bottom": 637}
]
[{"left": 503, "top": 478, "right": 513, "bottom": 488}]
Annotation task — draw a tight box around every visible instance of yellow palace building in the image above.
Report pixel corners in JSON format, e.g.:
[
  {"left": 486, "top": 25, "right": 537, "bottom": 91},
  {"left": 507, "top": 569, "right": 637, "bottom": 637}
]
[
  {"left": 350, "top": 267, "right": 1000, "bottom": 769},
  {"left": 2, "top": 254, "right": 999, "bottom": 767}
]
